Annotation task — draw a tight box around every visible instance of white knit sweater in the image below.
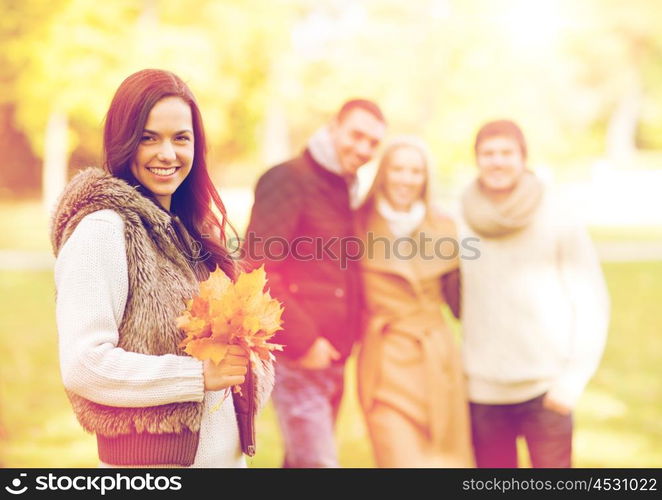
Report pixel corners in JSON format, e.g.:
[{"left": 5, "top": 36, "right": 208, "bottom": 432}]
[
  {"left": 458, "top": 192, "right": 610, "bottom": 409},
  {"left": 54, "top": 209, "right": 245, "bottom": 467}
]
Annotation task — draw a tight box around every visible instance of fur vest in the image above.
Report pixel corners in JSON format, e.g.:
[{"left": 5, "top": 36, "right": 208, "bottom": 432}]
[{"left": 51, "top": 167, "right": 269, "bottom": 464}]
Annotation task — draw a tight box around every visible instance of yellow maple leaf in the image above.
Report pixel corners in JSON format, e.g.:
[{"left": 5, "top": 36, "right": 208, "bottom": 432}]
[
  {"left": 188, "top": 295, "right": 208, "bottom": 319},
  {"left": 199, "top": 268, "right": 232, "bottom": 298},
  {"left": 183, "top": 337, "right": 230, "bottom": 365},
  {"left": 260, "top": 298, "right": 284, "bottom": 333},
  {"left": 210, "top": 316, "right": 231, "bottom": 341},
  {"left": 178, "top": 265, "right": 284, "bottom": 388},
  {"left": 242, "top": 315, "right": 261, "bottom": 335},
  {"left": 234, "top": 266, "right": 267, "bottom": 300},
  {"left": 178, "top": 316, "right": 210, "bottom": 339}
]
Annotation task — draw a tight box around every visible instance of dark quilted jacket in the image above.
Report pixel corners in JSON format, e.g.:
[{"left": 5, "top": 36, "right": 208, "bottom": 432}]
[{"left": 243, "top": 150, "right": 364, "bottom": 360}]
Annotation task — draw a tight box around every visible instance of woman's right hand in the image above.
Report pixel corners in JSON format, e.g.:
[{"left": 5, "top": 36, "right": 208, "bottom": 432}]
[{"left": 203, "top": 345, "right": 249, "bottom": 391}]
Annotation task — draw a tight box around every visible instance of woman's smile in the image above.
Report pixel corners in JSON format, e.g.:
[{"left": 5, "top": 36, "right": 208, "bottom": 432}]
[{"left": 146, "top": 166, "right": 181, "bottom": 177}]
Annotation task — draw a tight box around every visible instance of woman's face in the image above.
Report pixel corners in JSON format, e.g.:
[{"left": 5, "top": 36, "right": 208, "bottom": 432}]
[
  {"left": 130, "top": 96, "right": 194, "bottom": 211},
  {"left": 383, "top": 146, "right": 427, "bottom": 211}
]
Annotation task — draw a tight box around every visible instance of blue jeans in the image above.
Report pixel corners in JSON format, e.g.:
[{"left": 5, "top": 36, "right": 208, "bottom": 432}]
[
  {"left": 271, "top": 360, "right": 345, "bottom": 468},
  {"left": 470, "top": 393, "right": 573, "bottom": 468}
]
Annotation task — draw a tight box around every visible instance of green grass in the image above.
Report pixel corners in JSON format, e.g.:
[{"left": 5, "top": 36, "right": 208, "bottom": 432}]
[
  {"left": 1, "top": 200, "right": 661, "bottom": 467},
  {"left": 1, "top": 261, "right": 661, "bottom": 467},
  {"left": 574, "top": 261, "right": 662, "bottom": 467},
  {"left": 0, "top": 266, "right": 373, "bottom": 468},
  {"left": 589, "top": 226, "right": 662, "bottom": 244}
]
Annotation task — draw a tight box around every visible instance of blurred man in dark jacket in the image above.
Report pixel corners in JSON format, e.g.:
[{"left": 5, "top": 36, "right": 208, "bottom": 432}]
[{"left": 244, "top": 100, "right": 386, "bottom": 467}]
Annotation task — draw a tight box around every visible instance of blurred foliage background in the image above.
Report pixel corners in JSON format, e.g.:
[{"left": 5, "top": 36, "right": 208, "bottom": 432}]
[
  {"left": 3, "top": 0, "right": 662, "bottom": 194},
  {"left": 1, "top": 0, "right": 661, "bottom": 468}
]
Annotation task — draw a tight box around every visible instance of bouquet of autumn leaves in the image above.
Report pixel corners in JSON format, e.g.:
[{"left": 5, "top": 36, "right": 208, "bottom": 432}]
[{"left": 176, "top": 265, "right": 283, "bottom": 394}]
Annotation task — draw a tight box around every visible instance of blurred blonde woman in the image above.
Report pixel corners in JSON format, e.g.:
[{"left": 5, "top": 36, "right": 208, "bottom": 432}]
[{"left": 356, "top": 137, "right": 473, "bottom": 467}]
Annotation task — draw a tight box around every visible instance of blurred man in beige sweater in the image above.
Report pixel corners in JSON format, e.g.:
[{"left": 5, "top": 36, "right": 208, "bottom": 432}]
[{"left": 459, "top": 120, "right": 610, "bottom": 468}]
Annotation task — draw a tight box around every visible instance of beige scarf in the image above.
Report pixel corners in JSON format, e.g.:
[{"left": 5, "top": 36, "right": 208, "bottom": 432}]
[{"left": 462, "top": 171, "right": 544, "bottom": 238}]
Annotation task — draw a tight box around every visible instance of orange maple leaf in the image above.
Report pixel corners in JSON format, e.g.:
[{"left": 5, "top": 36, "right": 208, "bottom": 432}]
[{"left": 177, "top": 265, "right": 284, "bottom": 388}]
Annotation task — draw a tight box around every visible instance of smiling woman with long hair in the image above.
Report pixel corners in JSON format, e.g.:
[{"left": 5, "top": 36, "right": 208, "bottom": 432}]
[
  {"left": 101, "top": 69, "right": 236, "bottom": 273},
  {"left": 50, "top": 69, "right": 271, "bottom": 467}
]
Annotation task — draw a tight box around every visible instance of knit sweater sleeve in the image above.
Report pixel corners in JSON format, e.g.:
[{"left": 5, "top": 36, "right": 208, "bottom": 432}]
[
  {"left": 547, "top": 219, "right": 610, "bottom": 409},
  {"left": 55, "top": 209, "right": 205, "bottom": 408}
]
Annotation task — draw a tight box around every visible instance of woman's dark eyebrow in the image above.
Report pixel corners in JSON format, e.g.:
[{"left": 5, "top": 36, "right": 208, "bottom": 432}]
[{"left": 143, "top": 128, "right": 193, "bottom": 135}]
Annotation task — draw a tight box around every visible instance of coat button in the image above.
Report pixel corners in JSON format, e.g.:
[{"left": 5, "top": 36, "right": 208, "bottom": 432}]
[
  {"left": 289, "top": 283, "right": 299, "bottom": 293},
  {"left": 334, "top": 288, "right": 345, "bottom": 298}
]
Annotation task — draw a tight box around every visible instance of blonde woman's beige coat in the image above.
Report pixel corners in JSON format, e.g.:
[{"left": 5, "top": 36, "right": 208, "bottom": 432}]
[{"left": 357, "top": 209, "right": 473, "bottom": 467}]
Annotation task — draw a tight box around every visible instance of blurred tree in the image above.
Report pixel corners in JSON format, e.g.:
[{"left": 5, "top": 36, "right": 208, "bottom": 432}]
[
  {"left": 272, "top": 0, "right": 662, "bottom": 183},
  {"left": 2, "top": 0, "right": 662, "bottom": 200},
  {"left": 1, "top": 0, "right": 295, "bottom": 198},
  {"left": 2, "top": 0, "right": 141, "bottom": 201},
  {"left": 0, "top": 0, "right": 63, "bottom": 197},
  {"left": 561, "top": 0, "right": 662, "bottom": 167},
  {"left": 0, "top": 104, "right": 41, "bottom": 197}
]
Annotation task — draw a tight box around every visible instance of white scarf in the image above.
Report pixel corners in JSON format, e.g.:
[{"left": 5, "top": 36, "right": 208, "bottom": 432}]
[
  {"left": 308, "top": 126, "right": 361, "bottom": 208},
  {"left": 376, "top": 196, "right": 427, "bottom": 238}
]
